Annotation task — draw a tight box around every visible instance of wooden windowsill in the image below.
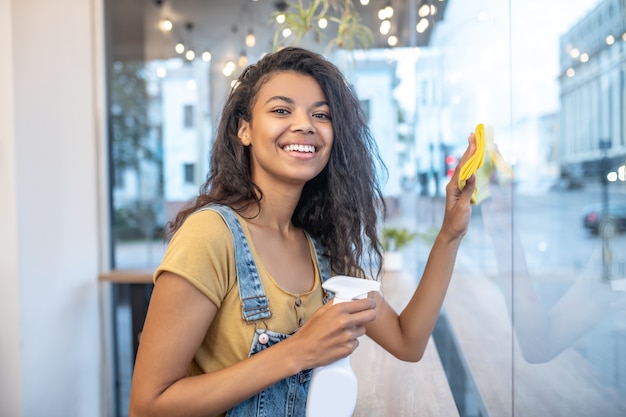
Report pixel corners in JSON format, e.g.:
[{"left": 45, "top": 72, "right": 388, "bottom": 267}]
[{"left": 98, "top": 269, "right": 154, "bottom": 284}]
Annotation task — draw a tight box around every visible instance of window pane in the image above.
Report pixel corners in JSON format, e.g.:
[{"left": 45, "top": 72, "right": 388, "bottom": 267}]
[
  {"left": 109, "top": 59, "right": 210, "bottom": 269},
  {"left": 104, "top": 1, "right": 626, "bottom": 416},
  {"left": 439, "top": 0, "right": 626, "bottom": 415}
]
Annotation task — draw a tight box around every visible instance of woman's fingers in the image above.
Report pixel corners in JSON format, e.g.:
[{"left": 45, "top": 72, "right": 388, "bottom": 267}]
[{"left": 291, "top": 298, "right": 377, "bottom": 368}]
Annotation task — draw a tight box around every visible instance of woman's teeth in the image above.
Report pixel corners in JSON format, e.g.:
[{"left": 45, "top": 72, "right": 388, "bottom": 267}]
[{"left": 283, "top": 144, "right": 315, "bottom": 153}]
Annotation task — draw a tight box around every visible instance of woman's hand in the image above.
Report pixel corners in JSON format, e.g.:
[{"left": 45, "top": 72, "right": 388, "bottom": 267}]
[
  {"left": 440, "top": 132, "right": 477, "bottom": 241},
  {"left": 285, "top": 297, "right": 377, "bottom": 371}
]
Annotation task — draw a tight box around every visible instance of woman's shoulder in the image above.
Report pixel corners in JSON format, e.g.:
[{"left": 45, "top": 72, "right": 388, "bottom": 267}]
[
  {"left": 157, "top": 206, "right": 237, "bottom": 304},
  {"left": 173, "top": 206, "right": 233, "bottom": 244},
  {"left": 184, "top": 204, "right": 232, "bottom": 225}
]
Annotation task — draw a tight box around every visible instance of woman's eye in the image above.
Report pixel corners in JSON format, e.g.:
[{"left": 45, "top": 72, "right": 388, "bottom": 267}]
[
  {"left": 313, "top": 112, "right": 331, "bottom": 120},
  {"left": 272, "top": 108, "right": 290, "bottom": 115}
]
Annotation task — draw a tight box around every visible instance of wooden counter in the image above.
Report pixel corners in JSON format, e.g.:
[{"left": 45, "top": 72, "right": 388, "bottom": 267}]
[
  {"left": 353, "top": 271, "right": 459, "bottom": 416},
  {"left": 99, "top": 269, "right": 154, "bottom": 284}
]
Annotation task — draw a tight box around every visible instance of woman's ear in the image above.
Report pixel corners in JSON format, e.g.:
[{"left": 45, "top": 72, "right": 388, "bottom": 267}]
[{"left": 238, "top": 121, "right": 251, "bottom": 146}]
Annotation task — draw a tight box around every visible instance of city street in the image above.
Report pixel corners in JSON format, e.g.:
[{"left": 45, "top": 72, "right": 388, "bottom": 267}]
[
  {"left": 397, "top": 180, "right": 626, "bottom": 282},
  {"left": 466, "top": 182, "right": 625, "bottom": 278}
]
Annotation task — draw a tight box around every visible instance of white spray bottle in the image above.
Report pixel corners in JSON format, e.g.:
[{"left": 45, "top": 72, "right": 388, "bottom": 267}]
[{"left": 306, "top": 275, "right": 381, "bottom": 417}]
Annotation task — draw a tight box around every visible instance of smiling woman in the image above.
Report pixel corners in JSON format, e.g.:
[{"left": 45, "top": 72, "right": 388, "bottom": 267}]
[{"left": 127, "top": 46, "right": 477, "bottom": 417}]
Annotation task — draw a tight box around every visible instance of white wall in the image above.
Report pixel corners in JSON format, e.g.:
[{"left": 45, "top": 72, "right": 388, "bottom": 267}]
[
  {"left": 0, "top": 0, "right": 23, "bottom": 416},
  {"left": 1, "top": 0, "right": 104, "bottom": 415}
]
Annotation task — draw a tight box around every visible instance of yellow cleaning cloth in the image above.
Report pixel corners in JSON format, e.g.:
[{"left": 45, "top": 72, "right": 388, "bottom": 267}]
[
  {"left": 458, "top": 123, "right": 487, "bottom": 204},
  {"left": 459, "top": 124, "right": 514, "bottom": 205}
]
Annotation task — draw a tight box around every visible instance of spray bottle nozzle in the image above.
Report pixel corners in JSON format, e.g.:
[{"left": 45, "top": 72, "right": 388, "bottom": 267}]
[{"left": 322, "top": 275, "right": 381, "bottom": 302}]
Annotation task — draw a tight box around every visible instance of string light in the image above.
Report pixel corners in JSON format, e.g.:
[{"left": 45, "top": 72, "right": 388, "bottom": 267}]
[
  {"left": 318, "top": 17, "right": 328, "bottom": 29},
  {"left": 175, "top": 42, "right": 185, "bottom": 54},
  {"left": 380, "top": 19, "right": 391, "bottom": 35},
  {"left": 245, "top": 30, "right": 256, "bottom": 47},
  {"left": 223, "top": 61, "right": 236, "bottom": 76},
  {"left": 238, "top": 51, "right": 248, "bottom": 67},
  {"left": 416, "top": 18, "right": 429, "bottom": 33},
  {"left": 159, "top": 18, "right": 173, "bottom": 31},
  {"left": 201, "top": 51, "right": 212, "bottom": 62}
]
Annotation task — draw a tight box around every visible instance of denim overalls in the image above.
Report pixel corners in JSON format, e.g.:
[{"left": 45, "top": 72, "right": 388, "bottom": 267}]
[{"left": 204, "top": 204, "right": 332, "bottom": 417}]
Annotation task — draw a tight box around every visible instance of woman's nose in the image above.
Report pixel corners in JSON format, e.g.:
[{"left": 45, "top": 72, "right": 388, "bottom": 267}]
[{"left": 291, "top": 110, "right": 315, "bottom": 134}]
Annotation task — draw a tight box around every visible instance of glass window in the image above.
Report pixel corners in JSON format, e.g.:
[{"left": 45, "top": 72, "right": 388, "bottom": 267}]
[
  {"left": 183, "top": 162, "right": 195, "bottom": 184},
  {"left": 104, "top": 0, "right": 626, "bottom": 416},
  {"left": 183, "top": 104, "right": 194, "bottom": 129}
]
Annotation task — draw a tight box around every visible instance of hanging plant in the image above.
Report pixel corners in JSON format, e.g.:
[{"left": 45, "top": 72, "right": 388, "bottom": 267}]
[{"left": 272, "top": 0, "right": 373, "bottom": 51}]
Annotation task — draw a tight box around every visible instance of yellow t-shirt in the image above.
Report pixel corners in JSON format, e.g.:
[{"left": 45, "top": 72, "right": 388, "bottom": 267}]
[{"left": 154, "top": 209, "right": 326, "bottom": 377}]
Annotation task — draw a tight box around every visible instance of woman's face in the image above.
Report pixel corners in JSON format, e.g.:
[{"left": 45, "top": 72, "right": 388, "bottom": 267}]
[{"left": 237, "top": 71, "right": 333, "bottom": 192}]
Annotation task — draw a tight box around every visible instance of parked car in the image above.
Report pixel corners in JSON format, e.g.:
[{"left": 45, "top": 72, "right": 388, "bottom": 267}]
[{"left": 582, "top": 203, "right": 626, "bottom": 235}]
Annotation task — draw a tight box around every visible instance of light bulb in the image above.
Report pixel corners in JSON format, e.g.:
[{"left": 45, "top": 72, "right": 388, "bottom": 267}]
[
  {"left": 246, "top": 32, "right": 256, "bottom": 47},
  {"left": 380, "top": 20, "right": 391, "bottom": 35},
  {"left": 223, "top": 61, "right": 236, "bottom": 76},
  {"left": 416, "top": 18, "right": 429, "bottom": 33},
  {"left": 160, "top": 19, "right": 172, "bottom": 31}
]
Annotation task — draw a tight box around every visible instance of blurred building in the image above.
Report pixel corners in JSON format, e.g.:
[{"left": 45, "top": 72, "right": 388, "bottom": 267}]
[{"left": 559, "top": 0, "right": 626, "bottom": 181}]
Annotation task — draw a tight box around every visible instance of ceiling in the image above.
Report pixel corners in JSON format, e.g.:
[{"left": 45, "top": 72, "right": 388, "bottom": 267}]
[{"left": 108, "top": 0, "right": 449, "bottom": 64}]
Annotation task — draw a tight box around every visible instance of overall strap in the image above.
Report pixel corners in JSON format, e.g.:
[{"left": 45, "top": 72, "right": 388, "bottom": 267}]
[
  {"left": 200, "top": 204, "right": 271, "bottom": 322},
  {"left": 308, "top": 234, "right": 333, "bottom": 304}
]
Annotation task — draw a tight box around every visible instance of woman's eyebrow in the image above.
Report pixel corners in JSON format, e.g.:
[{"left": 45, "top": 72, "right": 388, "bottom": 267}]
[
  {"left": 264, "top": 96, "right": 329, "bottom": 108},
  {"left": 264, "top": 95, "right": 294, "bottom": 105},
  {"left": 312, "top": 100, "right": 330, "bottom": 108}
]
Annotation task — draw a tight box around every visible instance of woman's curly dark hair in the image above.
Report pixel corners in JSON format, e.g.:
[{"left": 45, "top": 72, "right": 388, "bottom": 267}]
[{"left": 167, "top": 47, "right": 387, "bottom": 278}]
